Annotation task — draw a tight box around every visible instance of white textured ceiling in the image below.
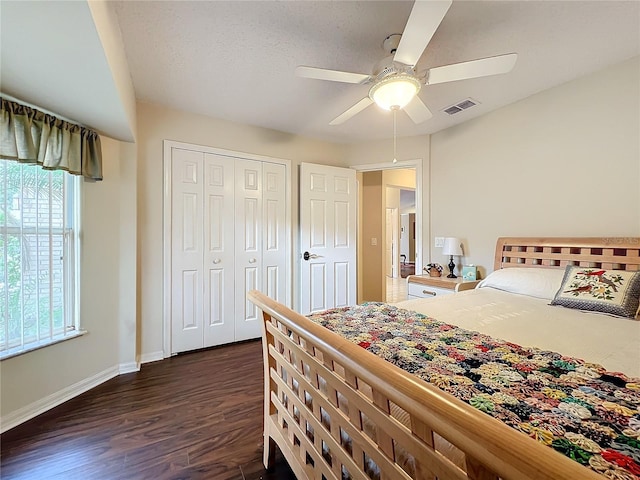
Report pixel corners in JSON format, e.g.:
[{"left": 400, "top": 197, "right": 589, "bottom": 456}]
[
  {"left": 113, "top": 0, "right": 640, "bottom": 143},
  {"left": 3, "top": 2, "right": 638, "bottom": 144},
  {"left": 1, "top": 1, "right": 135, "bottom": 142}
]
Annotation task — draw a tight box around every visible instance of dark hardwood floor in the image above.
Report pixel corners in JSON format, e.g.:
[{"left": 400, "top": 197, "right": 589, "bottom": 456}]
[{"left": 1, "top": 340, "right": 296, "bottom": 480}]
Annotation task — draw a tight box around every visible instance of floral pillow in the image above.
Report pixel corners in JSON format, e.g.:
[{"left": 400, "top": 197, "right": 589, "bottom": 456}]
[{"left": 550, "top": 266, "right": 640, "bottom": 318}]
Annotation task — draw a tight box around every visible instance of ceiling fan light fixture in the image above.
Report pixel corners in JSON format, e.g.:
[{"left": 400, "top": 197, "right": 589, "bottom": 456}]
[{"left": 369, "top": 75, "right": 421, "bottom": 110}]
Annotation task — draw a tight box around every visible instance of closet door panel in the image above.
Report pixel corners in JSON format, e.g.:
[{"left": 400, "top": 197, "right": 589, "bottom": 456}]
[
  {"left": 234, "top": 159, "right": 263, "bottom": 341},
  {"left": 203, "top": 153, "right": 236, "bottom": 347},
  {"left": 262, "top": 162, "right": 287, "bottom": 305},
  {"left": 171, "top": 148, "right": 204, "bottom": 353}
]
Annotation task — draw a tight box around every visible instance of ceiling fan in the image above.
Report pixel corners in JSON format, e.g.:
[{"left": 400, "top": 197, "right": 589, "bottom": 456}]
[{"left": 296, "top": 0, "right": 517, "bottom": 125}]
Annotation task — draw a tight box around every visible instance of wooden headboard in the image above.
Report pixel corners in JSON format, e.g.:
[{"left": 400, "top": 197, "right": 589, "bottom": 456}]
[{"left": 494, "top": 237, "right": 640, "bottom": 272}]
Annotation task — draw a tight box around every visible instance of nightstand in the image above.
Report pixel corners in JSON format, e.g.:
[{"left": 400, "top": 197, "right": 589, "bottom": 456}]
[{"left": 406, "top": 275, "right": 480, "bottom": 299}]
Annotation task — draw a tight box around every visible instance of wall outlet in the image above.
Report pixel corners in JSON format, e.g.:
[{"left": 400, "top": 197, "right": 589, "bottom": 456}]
[
  {"left": 370, "top": 237, "right": 377, "bottom": 246},
  {"left": 434, "top": 237, "right": 444, "bottom": 248}
]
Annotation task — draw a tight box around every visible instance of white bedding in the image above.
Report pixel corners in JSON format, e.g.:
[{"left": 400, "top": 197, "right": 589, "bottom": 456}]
[{"left": 396, "top": 287, "right": 640, "bottom": 378}]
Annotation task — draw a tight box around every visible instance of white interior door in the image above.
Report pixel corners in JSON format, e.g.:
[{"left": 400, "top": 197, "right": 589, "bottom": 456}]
[
  {"left": 171, "top": 148, "right": 205, "bottom": 353},
  {"left": 300, "top": 162, "right": 357, "bottom": 315}
]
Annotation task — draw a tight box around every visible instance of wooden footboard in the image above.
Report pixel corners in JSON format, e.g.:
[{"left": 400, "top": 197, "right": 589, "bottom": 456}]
[{"left": 249, "top": 290, "right": 603, "bottom": 480}]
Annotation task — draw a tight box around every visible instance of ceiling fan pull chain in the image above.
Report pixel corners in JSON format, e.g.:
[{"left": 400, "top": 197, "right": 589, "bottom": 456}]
[{"left": 393, "top": 107, "right": 398, "bottom": 164}]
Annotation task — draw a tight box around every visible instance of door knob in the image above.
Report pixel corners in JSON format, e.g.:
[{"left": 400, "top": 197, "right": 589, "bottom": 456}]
[
  {"left": 248, "top": 258, "right": 257, "bottom": 263},
  {"left": 303, "top": 251, "right": 320, "bottom": 261},
  {"left": 213, "top": 259, "right": 221, "bottom": 264}
]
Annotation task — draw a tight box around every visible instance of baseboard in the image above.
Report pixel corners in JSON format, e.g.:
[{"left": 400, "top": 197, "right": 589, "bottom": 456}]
[
  {"left": 0, "top": 365, "right": 119, "bottom": 434},
  {"left": 119, "top": 361, "right": 140, "bottom": 374},
  {"left": 140, "top": 350, "right": 164, "bottom": 364}
]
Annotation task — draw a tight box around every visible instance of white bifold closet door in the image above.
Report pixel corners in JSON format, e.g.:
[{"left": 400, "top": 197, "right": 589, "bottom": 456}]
[
  {"left": 203, "top": 152, "right": 235, "bottom": 348},
  {"left": 234, "top": 159, "right": 262, "bottom": 342},
  {"left": 170, "top": 148, "right": 286, "bottom": 354},
  {"left": 234, "top": 160, "right": 288, "bottom": 341}
]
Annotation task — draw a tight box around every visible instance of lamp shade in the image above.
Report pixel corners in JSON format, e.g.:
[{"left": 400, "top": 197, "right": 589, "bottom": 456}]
[
  {"left": 369, "top": 75, "right": 421, "bottom": 110},
  {"left": 442, "top": 237, "right": 463, "bottom": 256}
]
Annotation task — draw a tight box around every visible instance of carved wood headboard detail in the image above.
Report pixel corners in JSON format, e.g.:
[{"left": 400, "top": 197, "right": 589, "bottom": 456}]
[{"left": 494, "top": 237, "right": 640, "bottom": 272}]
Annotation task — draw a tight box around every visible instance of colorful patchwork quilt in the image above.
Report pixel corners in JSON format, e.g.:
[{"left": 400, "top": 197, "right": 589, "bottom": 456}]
[{"left": 308, "top": 303, "right": 640, "bottom": 479}]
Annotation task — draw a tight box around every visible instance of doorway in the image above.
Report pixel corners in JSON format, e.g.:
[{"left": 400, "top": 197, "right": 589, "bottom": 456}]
[
  {"left": 387, "top": 187, "right": 416, "bottom": 302},
  {"left": 355, "top": 163, "right": 421, "bottom": 304}
]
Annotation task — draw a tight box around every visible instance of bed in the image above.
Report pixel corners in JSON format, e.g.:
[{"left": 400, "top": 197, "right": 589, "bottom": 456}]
[{"left": 248, "top": 237, "right": 640, "bottom": 480}]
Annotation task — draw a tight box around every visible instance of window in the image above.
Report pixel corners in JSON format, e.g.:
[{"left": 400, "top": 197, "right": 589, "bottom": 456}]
[{"left": 0, "top": 160, "right": 80, "bottom": 358}]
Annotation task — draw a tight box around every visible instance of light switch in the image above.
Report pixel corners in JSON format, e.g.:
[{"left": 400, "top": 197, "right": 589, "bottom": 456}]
[
  {"left": 371, "top": 237, "right": 377, "bottom": 246},
  {"left": 434, "top": 237, "right": 444, "bottom": 247}
]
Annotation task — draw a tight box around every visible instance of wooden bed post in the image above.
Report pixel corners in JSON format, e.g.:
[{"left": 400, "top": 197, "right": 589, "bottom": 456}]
[{"left": 260, "top": 310, "right": 277, "bottom": 470}]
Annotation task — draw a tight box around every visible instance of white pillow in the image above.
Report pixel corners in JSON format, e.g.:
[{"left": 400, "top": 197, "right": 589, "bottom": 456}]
[{"left": 477, "top": 267, "right": 565, "bottom": 300}]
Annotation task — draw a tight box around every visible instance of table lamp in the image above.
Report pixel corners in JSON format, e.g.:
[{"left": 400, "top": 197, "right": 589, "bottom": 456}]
[{"left": 442, "top": 237, "right": 463, "bottom": 278}]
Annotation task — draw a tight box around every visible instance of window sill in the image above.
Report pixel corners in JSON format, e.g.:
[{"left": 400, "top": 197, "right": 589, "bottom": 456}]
[{"left": 0, "top": 330, "right": 88, "bottom": 361}]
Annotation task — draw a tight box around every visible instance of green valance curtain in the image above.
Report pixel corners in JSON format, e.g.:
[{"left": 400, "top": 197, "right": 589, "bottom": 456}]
[{"left": 0, "top": 97, "right": 102, "bottom": 180}]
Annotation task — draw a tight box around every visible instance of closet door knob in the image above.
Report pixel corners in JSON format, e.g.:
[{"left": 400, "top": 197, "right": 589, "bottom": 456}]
[
  {"left": 213, "top": 259, "right": 221, "bottom": 264},
  {"left": 303, "top": 251, "right": 320, "bottom": 261},
  {"left": 249, "top": 258, "right": 257, "bottom": 264}
]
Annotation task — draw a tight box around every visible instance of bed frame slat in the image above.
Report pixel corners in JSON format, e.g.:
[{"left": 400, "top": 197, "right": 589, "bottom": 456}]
[
  {"left": 371, "top": 390, "right": 395, "bottom": 463},
  {"left": 411, "top": 418, "right": 437, "bottom": 480},
  {"left": 494, "top": 237, "right": 640, "bottom": 271}
]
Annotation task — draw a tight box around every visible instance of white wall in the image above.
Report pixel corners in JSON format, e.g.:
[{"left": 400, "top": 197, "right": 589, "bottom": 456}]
[
  {"left": 430, "top": 56, "right": 640, "bottom": 277},
  {"left": 0, "top": 136, "right": 138, "bottom": 429},
  {"left": 136, "top": 102, "right": 348, "bottom": 360},
  {"left": 118, "top": 142, "right": 138, "bottom": 370}
]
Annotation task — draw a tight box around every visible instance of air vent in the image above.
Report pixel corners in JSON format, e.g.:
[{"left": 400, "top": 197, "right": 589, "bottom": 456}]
[{"left": 442, "top": 98, "right": 480, "bottom": 115}]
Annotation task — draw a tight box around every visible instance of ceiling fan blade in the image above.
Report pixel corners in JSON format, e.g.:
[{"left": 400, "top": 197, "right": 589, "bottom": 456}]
[
  {"left": 329, "top": 97, "right": 374, "bottom": 125},
  {"left": 296, "top": 66, "right": 372, "bottom": 84},
  {"left": 404, "top": 97, "right": 432, "bottom": 124},
  {"left": 394, "top": 0, "right": 452, "bottom": 67},
  {"left": 426, "top": 53, "right": 518, "bottom": 85}
]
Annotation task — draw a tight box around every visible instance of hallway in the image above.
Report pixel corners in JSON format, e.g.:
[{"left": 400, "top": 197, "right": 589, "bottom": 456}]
[{"left": 386, "top": 275, "right": 408, "bottom": 303}]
